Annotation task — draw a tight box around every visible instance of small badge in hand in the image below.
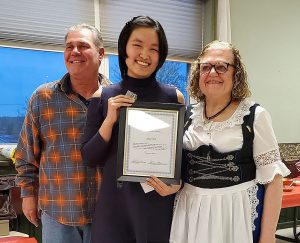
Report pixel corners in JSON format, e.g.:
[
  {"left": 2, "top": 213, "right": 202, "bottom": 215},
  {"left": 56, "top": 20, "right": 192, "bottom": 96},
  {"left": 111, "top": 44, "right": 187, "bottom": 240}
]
[{"left": 125, "top": 90, "right": 137, "bottom": 101}]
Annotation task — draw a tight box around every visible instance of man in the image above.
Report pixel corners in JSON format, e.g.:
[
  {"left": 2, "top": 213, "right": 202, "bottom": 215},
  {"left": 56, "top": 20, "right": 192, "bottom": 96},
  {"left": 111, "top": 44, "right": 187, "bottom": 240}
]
[{"left": 15, "top": 23, "right": 111, "bottom": 243}]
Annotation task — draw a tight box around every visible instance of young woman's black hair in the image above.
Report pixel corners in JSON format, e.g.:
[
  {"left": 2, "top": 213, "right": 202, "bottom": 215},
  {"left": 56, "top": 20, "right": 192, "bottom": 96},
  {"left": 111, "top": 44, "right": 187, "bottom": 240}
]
[{"left": 118, "top": 15, "right": 168, "bottom": 79}]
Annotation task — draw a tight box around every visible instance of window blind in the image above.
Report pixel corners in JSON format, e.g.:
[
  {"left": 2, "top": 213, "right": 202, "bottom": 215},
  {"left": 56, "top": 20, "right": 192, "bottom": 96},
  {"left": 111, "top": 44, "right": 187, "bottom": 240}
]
[
  {"left": 0, "top": 0, "right": 95, "bottom": 46},
  {"left": 0, "top": 0, "right": 205, "bottom": 61},
  {"left": 99, "top": 0, "right": 205, "bottom": 61}
]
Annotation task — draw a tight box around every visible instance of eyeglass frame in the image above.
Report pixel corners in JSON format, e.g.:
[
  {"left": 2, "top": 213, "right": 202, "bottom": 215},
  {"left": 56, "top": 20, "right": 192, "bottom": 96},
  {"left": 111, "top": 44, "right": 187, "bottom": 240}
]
[{"left": 198, "top": 62, "right": 236, "bottom": 74}]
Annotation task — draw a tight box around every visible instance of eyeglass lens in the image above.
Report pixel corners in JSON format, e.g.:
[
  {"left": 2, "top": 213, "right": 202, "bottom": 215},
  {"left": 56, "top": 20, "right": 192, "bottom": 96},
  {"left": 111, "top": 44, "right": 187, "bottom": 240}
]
[{"left": 200, "top": 62, "right": 228, "bottom": 74}]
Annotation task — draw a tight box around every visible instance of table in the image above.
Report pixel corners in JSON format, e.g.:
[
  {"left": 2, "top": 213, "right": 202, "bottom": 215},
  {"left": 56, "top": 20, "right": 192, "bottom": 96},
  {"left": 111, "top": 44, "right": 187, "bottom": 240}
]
[
  {"left": 0, "top": 237, "right": 37, "bottom": 242},
  {"left": 0, "top": 231, "right": 37, "bottom": 242},
  {"left": 0, "top": 231, "right": 28, "bottom": 238},
  {"left": 276, "top": 183, "right": 300, "bottom": 243}
]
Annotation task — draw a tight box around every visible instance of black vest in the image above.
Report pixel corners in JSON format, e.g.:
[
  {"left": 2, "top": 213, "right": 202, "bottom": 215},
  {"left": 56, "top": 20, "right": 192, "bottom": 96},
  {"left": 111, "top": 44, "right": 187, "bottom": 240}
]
[{"left": 182, "top": 104, "right": 258, "bottom": 188}]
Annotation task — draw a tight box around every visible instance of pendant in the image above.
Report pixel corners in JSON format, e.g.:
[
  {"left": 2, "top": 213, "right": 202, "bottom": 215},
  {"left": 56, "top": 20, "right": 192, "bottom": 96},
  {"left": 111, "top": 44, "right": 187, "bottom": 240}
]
[{"left": 203, "top": 118, "right": 211, "bottom": 125}]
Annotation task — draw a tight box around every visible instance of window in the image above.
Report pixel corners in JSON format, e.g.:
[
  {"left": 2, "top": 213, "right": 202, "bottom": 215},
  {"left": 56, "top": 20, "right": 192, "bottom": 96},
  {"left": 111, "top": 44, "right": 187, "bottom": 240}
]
[
  {"left": 108, "top": 55, "right": 189, "bottom": 100},
  {"left": 0, "top": 0, "right": 212, "bottom": 144},
  {"left": 0, "top": 46, "right": 66, "bottom": 143},
  {"left": 0, "top": 47, "right": 189, "bottom": 143}
]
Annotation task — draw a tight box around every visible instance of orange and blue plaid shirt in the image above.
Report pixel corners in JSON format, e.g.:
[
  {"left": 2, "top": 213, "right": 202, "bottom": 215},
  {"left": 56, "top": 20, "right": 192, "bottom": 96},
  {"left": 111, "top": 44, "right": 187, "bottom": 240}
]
[{"left": 15, "top": 73, "right": 111, "bottom": 226}]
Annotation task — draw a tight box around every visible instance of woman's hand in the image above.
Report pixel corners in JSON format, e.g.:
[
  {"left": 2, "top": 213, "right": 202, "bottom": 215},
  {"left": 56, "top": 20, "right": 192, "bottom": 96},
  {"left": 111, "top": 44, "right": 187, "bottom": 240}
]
[
  {"left": 105, "top": 95, "right": 135, "bottom": 125},
  {"left": 99, "top": 95, "right": 135, "bottom": 142},
  {"left": 146, "top": 176, "right": 181, "bottom": 196}
]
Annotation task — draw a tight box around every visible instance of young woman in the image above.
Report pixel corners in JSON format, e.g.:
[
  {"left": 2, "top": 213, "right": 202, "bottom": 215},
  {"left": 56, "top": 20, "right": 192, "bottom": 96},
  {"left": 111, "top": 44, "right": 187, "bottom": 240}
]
[
  {"left": 170, "top": 40, "right": 290, "bottom": 243},
  {"left": 81, "top": 16, "right": 184, "bottom": 243}
]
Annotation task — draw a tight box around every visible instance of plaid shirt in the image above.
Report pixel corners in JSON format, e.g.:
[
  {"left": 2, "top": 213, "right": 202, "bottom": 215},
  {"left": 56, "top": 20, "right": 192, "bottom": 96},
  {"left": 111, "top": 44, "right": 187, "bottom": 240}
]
[{"left": 15, "top": 73, "right": 111, "bottom": 226}]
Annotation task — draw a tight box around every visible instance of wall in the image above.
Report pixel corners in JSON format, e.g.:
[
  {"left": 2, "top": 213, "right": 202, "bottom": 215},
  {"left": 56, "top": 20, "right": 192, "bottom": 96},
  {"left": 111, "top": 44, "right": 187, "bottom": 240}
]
[
  {"left": 203, "top": 0, "right": 217, "bottom": 46},
  {"left": 230, "top": 0, "right": 300, "bottom": 142}
]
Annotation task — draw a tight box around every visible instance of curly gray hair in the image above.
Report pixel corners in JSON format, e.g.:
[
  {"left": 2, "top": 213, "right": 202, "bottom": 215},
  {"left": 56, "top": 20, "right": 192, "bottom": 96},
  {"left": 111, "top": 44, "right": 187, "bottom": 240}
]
[{"left": 189, "top": 40, "right": 251, "bottom": 102}]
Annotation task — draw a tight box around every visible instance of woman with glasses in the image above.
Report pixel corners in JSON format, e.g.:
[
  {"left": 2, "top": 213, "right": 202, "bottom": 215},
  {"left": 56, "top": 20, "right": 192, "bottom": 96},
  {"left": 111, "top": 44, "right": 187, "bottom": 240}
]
[{"left": 170, "top": 40, "right": 290, "bottom": 243}]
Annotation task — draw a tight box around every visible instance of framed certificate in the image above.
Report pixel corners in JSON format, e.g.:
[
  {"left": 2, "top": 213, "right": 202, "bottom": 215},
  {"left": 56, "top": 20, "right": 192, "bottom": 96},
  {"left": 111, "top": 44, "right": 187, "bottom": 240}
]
[{"left": 116, "top": 102, "right": 185, "bottom": 184}]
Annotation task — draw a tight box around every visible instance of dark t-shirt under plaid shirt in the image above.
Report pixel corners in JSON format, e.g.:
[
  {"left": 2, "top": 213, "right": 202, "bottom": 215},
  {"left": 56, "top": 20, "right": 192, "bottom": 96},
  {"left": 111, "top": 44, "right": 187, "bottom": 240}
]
[{"left": 15, "top": 73, "right": 111, "bottom": 226}]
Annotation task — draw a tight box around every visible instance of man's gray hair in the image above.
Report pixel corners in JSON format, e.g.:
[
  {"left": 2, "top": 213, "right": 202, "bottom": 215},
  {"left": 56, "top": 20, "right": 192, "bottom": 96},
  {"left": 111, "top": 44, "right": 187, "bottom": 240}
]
[{"left": 65, "top": 23, "right": 103, "bottom": 49}]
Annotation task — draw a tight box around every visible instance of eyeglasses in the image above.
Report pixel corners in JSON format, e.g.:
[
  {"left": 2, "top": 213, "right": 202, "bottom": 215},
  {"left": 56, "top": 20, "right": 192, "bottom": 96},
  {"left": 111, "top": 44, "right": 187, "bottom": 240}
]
[{"left": 199, "top": 62, "right": 235, "bottom": 74}]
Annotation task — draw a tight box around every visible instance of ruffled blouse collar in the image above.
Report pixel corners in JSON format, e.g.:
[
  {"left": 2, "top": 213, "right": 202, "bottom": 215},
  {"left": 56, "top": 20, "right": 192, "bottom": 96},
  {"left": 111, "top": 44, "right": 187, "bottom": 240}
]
[{"left": 190, "top": 99, "right": 254, "bottom": 131}]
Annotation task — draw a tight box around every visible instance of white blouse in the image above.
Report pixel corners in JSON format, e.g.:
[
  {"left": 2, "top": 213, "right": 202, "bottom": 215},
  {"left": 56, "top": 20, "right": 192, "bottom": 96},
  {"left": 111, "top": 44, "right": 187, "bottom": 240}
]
[{"left": 184, "top": 99, "right": 290, "bottom": 184}]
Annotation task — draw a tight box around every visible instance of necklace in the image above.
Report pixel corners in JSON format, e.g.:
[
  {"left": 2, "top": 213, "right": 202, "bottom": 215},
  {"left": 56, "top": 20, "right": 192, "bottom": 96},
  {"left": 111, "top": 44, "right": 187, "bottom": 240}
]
[{"left": 204, "top": 98, "right": 232, "bottom": 120}]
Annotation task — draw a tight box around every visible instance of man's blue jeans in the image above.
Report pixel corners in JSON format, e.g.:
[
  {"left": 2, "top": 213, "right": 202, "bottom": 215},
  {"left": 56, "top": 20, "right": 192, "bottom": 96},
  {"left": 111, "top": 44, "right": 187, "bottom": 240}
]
[{"left": 41, "top": 212, "right": 91, "bottom": 243}]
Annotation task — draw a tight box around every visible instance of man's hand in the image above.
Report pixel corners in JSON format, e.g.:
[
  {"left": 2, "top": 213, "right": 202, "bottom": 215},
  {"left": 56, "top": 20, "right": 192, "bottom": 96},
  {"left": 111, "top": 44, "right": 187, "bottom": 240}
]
[
  {"left": 22, "top": 196, "right": 40, "bottom": 227},
  {"left": 146, "top": 176, "right": 181, "bottom": 196}
]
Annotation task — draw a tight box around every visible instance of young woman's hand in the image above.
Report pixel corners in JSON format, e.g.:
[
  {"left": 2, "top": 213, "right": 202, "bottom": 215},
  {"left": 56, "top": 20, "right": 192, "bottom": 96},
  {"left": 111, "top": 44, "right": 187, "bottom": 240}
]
[
  {"left": 146, "top": 176, "right": 181, "bottom": 196},
  {"left": 105, "top": 95, "right": 135, "bottom": 125},
  {"left": 100, "top": 95, "right": 135, "bottom": 142}
]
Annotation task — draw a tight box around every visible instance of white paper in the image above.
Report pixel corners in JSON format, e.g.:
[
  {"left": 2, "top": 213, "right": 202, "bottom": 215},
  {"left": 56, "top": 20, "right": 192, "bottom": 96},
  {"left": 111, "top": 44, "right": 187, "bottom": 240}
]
[
  {"left": 140, "top": 182, "right": 154, "bottom": 193},
  {"left": 123, "top": 108, "right": 178, "bottom": 178}
]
